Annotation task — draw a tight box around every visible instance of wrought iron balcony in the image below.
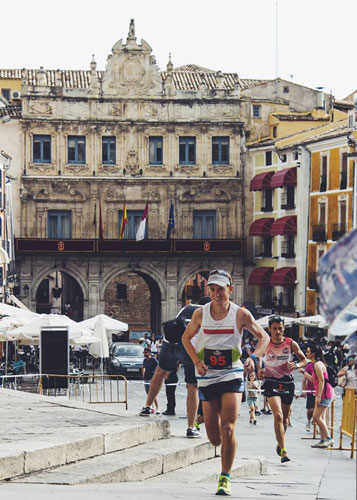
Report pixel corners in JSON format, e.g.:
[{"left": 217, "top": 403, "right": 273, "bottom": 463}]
[
  {"left": 281, "top": 241, "right": 295, "bottom": 258},
  {"left": 312, "top": 224, "right": 327, "bottom": 242},
  {"left": 308, "top": 272, "right": 318, "bottom": 290},
  {"left": 332, "top": 223, "right": 347, "bottom": 241}
]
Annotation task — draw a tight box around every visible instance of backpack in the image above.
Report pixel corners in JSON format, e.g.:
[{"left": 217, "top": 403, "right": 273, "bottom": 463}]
[
  {"left": 326, "top": 365, "right": 338, "bottom": 388},
  {"left": 162, "top": 318, "right": 186, "bottom": 344}
]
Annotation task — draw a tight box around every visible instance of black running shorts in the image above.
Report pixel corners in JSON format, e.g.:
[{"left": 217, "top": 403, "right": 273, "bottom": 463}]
[
  {"left": 262, "top": 379, "right": 295, "bottom": 406},
  {"left": 199, "top": 378, "right": 244, "bottom": 402}
]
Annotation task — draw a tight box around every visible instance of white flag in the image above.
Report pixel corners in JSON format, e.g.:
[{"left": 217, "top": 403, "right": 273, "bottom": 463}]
[{"left": 136, "top": 201, "right": 148, "bottom": 241}]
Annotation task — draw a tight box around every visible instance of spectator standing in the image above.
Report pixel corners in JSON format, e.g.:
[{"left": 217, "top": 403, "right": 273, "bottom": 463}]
[
  {"left": 337, "top": 355, "right": 357, "bottom": 394},
  {"left": 246, "top": 371, "right": 260, "bottom": 425},
  {"left": 142, "top": 348, "right": 160, "bottom": 414},
  {"left": 303, "top": 345, "right": 335, "bottom": 448},
  {"left": 298, "top": 361, "right": 315, "bottom": 432}
]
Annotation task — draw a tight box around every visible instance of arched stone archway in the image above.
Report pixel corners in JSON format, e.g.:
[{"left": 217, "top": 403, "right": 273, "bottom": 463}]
[
  {"left": 35, "top": 270, "right": 84, "bottom": 321},
  {"left": 102, "top": 269, "right": 162, "bottom": 334}
]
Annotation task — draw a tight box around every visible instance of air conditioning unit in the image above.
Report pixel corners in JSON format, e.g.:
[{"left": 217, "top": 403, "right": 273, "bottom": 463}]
[{"left": 11, "top": 90, "right": 21, "bottom": 100}]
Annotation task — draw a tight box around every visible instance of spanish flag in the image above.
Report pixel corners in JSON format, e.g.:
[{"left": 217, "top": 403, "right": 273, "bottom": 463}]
[{"left": 119, "top": 202, "right": 128, "bottom": 240}]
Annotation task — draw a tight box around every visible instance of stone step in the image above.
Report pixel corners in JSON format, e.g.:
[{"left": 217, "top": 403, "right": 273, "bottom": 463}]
[
  {"left": 147, "top": 454, "right": 267, "bottom": 483},
  {"left": 12, "top": 437, "right": 216, "bottom": 484},
  {"left": 0, "top": 420, "right": 170, "bottom": 481}
]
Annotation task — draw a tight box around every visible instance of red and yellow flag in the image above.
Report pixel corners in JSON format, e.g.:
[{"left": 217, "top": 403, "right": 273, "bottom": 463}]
[{"left": 119, "top": 202, "right": 128, "bottom": 239}]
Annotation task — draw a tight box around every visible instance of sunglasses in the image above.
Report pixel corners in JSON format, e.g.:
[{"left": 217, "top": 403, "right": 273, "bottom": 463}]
[{"left": 208, "top": 269, "right": 232, "bottom": 284}]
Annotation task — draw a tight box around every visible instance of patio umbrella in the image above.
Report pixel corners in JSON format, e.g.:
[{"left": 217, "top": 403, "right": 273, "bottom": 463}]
[
  {"left": 293, "top": 314, "right": 328, "bottom": 329},
  {"left": 88, "top": 315, "right": 109, "bottom": 359},
  {"left": 256, "top": 315, "right": 295, "bottom": 328},
  {"left": 0, "top": 303, "right": 38, "bottom": 320},
  {"left": 79, "top": 314, "right": 128, "bottom": 337},
  {"left": 4, "top": 314, "right": 94, "bottom": 344}
]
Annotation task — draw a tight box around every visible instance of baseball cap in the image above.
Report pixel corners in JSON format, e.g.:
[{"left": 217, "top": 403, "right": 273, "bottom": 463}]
[{"left": 207, "top": 269, "right": 232, "bottom": 287}]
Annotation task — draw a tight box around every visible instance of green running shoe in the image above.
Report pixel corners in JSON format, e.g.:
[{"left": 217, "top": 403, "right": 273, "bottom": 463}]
[
  {"left": 194, "top": 419, "right": 200, "bottom": 432},
  {"left": 216, "top": 475, "right": 231, "bottom": 496}
]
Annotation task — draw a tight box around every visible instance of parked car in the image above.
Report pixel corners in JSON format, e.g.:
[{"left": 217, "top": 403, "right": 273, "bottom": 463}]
[{"left": 107, "top": 342, "right": 144, "bottom": 378}]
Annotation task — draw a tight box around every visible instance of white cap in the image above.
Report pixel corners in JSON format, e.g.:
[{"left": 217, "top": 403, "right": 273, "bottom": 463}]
[{"left": 207, "top": 271, "right": 231, "bottom": 287}]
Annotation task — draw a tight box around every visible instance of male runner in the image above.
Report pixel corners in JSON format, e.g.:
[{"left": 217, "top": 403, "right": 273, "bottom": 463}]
[
  {"left": 182, "top": 269, "right": 269, "bottom": 496},
  {"left": 261, "top": 315, "right": 307, "bottom": 463}
]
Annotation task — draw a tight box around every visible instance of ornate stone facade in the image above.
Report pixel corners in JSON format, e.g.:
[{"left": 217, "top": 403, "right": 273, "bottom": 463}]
[{"left": 16, "top": 21, "right": 246, "bottom": 329}]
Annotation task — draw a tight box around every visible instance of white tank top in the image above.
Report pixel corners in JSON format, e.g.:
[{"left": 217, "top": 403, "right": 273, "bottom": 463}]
[{"left": 194, "top": 302, "right": 243, "bottom": 387}]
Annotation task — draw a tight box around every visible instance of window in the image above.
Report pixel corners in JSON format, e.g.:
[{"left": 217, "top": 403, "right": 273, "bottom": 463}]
[
  {"left": 280, "top": 153, "right": 287, "bottom": 163},
  {"left": 212, "top": 137, "right": 229, "bottom": 164},
  {"left": 68, "top": 136, "right": 86, "bottom": 164},
  {"left": 33, "top": 135, "right": 51, "bottom": 163},
  {"left": 48, "top": 210, "right": 72, "bottom": 238},
  {"left": 179, "top": 137, "right": 196, "bottom": 165},
  {"left": 319, "top": 201, "right": 326, "bottom": 225},
  {"left": 283, "top": 86, "right": 289, "bottom": 93},
  {"left": 149, "top": 137, "right": 163, "bottom": 165},
  {"left": 261, "top": 189, "right": 273, "bottom": 212},
  {"left": 265, "top": 151, "right": 272, "bottom": 166},
  {"left": 294, "top": 151, "right": 299, "bottom": 161},
  {"left": 340, "top": 152, "right": 348, "bottom": 189},
  {"left": 116, "top": 284, "right": 127, "bottom": 300},
  {"left": 320, "top": 156, "right": 327, "bottom": 191},
  {"left": 102, "top": 136, "right": 116, "bottom": 165},
  {"left": 261, "top": 236, "right": 272, "bottom": 257},
  {"left": 281, "top": 235, "right": 295, "bottom": 258},
  {"left": 1, "top": 88, "right": 11, "bottom": 101},
  {"left": 260, "top": 286, "right": 272, "bottom": 306},
  {"left": 193, "top": 210, "right": 216, "bottom": 239},
  {"left": 252, "top": 105, "right": 261, "bottom": 118},
  {"left": 281, "top": 186, "right": 295, "bottom": 209},
  {"left": 118, "top": 210, "right": 148, "bottom": 239},
  {"left": 273, "top": 126, "right": 277, "bottom": 138}
]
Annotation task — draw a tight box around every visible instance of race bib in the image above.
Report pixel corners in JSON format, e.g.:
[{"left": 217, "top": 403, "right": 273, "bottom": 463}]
[{"left": 204, "top": 348, "right": 232, "bottom": 370}]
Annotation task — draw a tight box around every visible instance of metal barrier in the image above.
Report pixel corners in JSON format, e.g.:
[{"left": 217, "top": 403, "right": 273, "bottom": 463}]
[
  {"left": 0, "top": 373, "right": 42, "bottom": 392},
  {"left": 337, "top": 388, "right": 357, "bottom": 458},
  {"left": 39, "top": 374, "right": 128, "bottom": 409}
]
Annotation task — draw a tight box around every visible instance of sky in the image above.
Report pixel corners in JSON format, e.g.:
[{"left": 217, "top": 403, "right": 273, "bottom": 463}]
[{"left": 1, "top": 0, "right": 356, "bottom": 100}]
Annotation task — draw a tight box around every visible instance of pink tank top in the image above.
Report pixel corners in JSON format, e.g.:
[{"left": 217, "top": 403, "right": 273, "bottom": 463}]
[
  {"left": 312, "top": 363, "right": 335, "bottom": 399},
  {"left": 264, "top": 337, "right": 294, "bottom": 380}
]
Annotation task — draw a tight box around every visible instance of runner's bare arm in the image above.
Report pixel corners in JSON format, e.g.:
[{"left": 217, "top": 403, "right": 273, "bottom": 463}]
[
  {"left": 236, "top": 308, "right": 269, "bottom": 358},
  {"left": 288, "top": 341, "right": 307, "bottom": 370},
  {"left": 182, "top": 308, "right": 208, "bottom": 376}
]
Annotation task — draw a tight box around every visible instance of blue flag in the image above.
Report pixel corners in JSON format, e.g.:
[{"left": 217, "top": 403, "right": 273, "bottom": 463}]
[{"left": 166, "top": 200, "right": 175, "bottom": 239}]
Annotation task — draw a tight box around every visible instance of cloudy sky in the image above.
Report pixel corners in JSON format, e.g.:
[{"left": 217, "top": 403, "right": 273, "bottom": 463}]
[{"left": 1, "top": 0, "right": 355, "bottom": 99}]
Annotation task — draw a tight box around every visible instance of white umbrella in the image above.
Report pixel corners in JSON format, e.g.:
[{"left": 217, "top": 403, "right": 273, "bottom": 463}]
[
  {"left": 0, "top": 302, "right": 38, "bottom": 320},
  {"left": 88, "top": 315, "right": 109, "bottom": 359},
  {"left": 79, "top": 314, "right": 128, "bottom": 335},
  {"left": 256, "top": 315, "right": 295, "bottom": 328},
  {"left": 4, "top": 314, "right": 93, "bottom": 344},
  {"left": 294, "top": 314, "right": 328, "bottom": 329}
]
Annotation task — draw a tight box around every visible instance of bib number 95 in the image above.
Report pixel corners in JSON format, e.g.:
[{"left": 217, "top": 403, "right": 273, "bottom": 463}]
[{"left": 204, "top": 349, "right": 232, "bottom": 370}]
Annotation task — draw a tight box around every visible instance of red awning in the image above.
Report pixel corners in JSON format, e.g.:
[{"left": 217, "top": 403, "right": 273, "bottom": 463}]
[
  {"left": 248, "top": 267, "right": 274, "bottom": 286},
  {"left": 270, "top": 215, "right": 297, "bottom": 236},
  {"left": 270, "top": 167, "right": 297, "bottom": 188},
  {"left": 249, "top": 171, "right": 274, "bottom": 191},
  {"left": 249, "top": 218, "right": 274, "bottom": 236},
  {"left": 270, "top": 267, "right": 296, "bottom": 287}
]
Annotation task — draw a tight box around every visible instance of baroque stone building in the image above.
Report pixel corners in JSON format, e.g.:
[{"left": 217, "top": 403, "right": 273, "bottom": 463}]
[{"left": 15, "top": 21, "right": 247, "bottom": 330}]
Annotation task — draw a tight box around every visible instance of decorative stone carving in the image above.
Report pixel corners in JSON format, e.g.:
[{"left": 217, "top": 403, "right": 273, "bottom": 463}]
[
  {"left": 65, "top": 166, "right": 91, "bottom": 175},
  {"left": 33, "top": 183, "right": 86, "bottom": 202},
  {"left": 100, "top": 165, "right": 121, "bottom": 175},
  {"left": 126, "top": 150, "right": 140, "bottom": 176},
  {"left": 29, "top": 102, "right": 53, "bottom": 115},
  {"left": 147, "top": 165, "right": 166, "bottom": 174},
  {"left": 175, "top": 166, "right": 198, "bottom": 177},
  {"left": 110, "top": 104, "right": 123, "bottom": 117},
  {"left": 208, "top": 165, "right": 234, "bottom": 176},
  {"left": 30, "top": 166, "right": 53, "bottom": 174},
  {"left": 104, "top": 188, "right": 125, "bottom": 202},
  {"left": 180, "top": 186, "right": 231, "bottom": 202},
  {"left": 142, "top": 190, "right": 160, "bottom": 201}
]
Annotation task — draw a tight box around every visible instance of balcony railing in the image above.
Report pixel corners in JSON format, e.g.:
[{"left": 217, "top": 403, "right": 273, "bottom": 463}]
[
  {"left": 15, "top": 238, "right": 246, "bottom": 255},
  {"left": 332, "top": 223, "right": 347, "bottom": 241},
  {"left": 281, "top": 241, "right": 295, "bottom": 258},
  {"left": 308, "top": 272, "right": 318, "bottom": 290},
  {"left": 281, "top": 192, "right": 295, "bottom": 210},
  {"left": 312, "top": 224, "right": 327, "bottom": 242},
  {"left": 320, "top": 175, "right": 327, "bottom": 192},
  {"left": 261, "top": 204, "right": 273, "bottom": 212},
  {"left": 340, "top": 172, "right": 347, "bottom": 190}
]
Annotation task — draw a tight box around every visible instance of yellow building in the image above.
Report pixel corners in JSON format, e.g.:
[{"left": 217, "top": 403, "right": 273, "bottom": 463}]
[{"left": 0, "top": 70, "right": 22, "bottom": 103}]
